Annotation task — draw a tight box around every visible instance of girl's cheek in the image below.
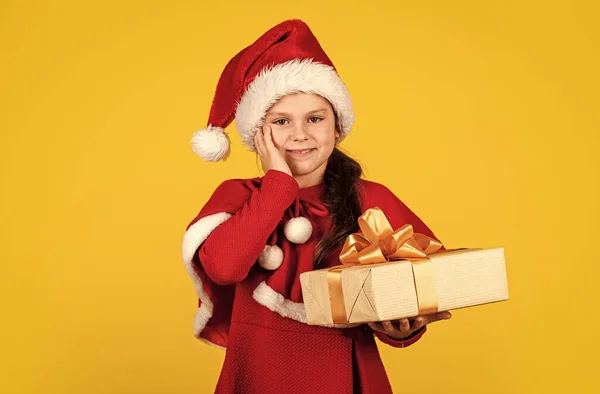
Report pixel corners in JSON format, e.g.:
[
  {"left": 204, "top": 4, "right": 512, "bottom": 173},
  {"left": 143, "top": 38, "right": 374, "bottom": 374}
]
[
  {"left": 268, "top": 127, "right": 282, "bottom": 143},
  {"left": 315, "top": 123, "right": 335, "bottom": 137},
  {"left": 272, "top": 134, "right": 287, "bottom": 149}
]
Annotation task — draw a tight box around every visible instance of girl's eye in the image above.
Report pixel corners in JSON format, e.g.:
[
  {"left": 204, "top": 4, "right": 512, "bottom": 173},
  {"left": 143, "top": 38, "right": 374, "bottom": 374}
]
[
  {"left": 273, "top": 119, "right": 288, "bottom": 126},
  {"left": 308, "top": 116, "right": 323, "bottom": 123}
]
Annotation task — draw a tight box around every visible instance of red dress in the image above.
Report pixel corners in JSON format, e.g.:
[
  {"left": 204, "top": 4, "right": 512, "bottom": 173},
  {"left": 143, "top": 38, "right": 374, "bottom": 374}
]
[{"left": 181, "top": 170, "right": 443, "bottom": 393}]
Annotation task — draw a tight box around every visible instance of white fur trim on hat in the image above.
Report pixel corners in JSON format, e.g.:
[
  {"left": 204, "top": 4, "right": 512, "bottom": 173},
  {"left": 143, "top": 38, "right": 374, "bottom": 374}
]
[
  {"left": 284, "top": 216, "right": 313, "bottom": 244},
  {"left": 258, "top": 244, "right": 284, "bottom": 270},
  {"left": 235, "top": 59, "right": 355, "bottom": 151},
  {"left": 182, "top": 212, "right": 232, "bottom": 339},
  {"left": 191, "top": 125, "right": 231, "bottom": 162}
]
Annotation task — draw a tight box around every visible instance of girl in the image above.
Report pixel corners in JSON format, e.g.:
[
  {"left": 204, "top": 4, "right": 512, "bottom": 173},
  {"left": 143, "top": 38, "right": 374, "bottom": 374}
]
[{"left": 182, "top": 19, "right": 451, "bottom": 393}]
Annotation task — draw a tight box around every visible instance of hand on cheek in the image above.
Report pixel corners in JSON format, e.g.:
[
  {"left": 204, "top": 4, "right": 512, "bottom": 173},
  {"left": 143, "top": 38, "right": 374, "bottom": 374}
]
[{"left": 254, "top": 125, "right": 292, "bottom": 176}]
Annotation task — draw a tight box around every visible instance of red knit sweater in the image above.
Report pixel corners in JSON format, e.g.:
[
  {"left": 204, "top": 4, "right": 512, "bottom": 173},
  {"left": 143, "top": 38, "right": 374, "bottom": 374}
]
[{"left": 182, "top": 170, "right": 443, "bottom": 393}]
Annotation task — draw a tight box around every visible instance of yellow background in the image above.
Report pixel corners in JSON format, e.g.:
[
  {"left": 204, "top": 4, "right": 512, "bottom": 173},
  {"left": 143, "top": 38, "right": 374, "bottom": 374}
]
[{"left": 1, "top": 0, "right": 598, "bottom": 393}]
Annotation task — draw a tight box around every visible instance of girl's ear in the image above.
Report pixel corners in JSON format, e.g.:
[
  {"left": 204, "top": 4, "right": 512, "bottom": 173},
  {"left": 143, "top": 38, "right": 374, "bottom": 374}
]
[{"left": 334, "top": 112, "right": 342, "bottom": 140}]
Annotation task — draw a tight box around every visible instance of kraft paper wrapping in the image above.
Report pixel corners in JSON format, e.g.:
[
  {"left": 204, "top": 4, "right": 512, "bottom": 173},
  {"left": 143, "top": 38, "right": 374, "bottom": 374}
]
[{"left": 300, "top": 248, "right": 509, "bottom": 325}]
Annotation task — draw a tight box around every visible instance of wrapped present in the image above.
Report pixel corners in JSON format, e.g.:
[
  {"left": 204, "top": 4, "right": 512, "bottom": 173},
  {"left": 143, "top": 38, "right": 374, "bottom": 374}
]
[{"left": 300, "top": 207, "right": 509, "bottom": 325}]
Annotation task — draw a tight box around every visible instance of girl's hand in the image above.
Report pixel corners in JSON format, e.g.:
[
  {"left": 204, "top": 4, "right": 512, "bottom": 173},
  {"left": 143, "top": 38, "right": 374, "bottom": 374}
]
[
  {"left": 368, "top": 311, "right": 452, "bottom": 340},
  {"left": 254, "top": 125, "right": 292, "bottom": 176}
]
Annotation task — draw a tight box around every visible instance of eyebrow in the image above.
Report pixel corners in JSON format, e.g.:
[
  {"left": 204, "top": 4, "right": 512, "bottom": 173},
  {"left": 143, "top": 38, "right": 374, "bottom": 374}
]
[{"left": 267, "top": 108, "right": 329, "bottom": 117}]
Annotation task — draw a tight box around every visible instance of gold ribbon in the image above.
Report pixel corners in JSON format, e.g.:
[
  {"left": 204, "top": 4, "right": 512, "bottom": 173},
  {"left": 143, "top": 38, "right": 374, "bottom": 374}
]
[{"left": 328, "top": 207, "right": 443, "bottom": 324}]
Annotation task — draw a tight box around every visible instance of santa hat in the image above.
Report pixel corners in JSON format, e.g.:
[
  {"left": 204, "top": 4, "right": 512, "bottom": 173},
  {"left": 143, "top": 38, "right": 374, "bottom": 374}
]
[{"left": 191, "top": 19, "right": 355, "bottom": 162}]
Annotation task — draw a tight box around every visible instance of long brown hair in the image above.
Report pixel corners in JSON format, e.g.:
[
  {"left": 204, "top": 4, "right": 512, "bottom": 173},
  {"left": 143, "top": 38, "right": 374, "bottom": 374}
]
[{"left": 313, "top": 147, "right": 363, "bottom": 268}]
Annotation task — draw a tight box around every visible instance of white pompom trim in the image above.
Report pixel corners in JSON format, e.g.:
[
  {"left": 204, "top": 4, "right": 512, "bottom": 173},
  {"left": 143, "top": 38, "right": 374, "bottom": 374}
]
[
  {"left": 284, "top": 216, "right": 313, "bottom": 244},
  {"left": 258, "top": 244, "right": 284, "bottom": 270},
  {"left": 190, "top": 125, "right": 230, "bottom": 162}
]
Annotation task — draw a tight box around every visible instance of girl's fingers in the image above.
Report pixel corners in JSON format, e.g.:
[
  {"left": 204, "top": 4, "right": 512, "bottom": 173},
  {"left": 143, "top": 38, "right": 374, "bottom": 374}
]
[
  {"left": 438, "top": 311, "right": 452, "bottom": 320},
  {"left": 399, "top": 318, "right": 410, "bottom": 332},
  {"left": 369, "top": 312, "right": 451, "bottom": 336},
  {"left": 413, "top": 316, "right": 425, "bottom": 330},
  {"left": 381, "top": 320, "right": 395, "bottom": 333},
  {"left": 425, "top": 311, "right": 451, "bottom": 324},
  {"left": 411, "top": 311, "right": 451, "bottom": 328},
  {"left": 263, "top": 125, "right": 276, "bottom": 150},
  {"left": 254, "top": 128, "right": 264, "bottom": 155}
]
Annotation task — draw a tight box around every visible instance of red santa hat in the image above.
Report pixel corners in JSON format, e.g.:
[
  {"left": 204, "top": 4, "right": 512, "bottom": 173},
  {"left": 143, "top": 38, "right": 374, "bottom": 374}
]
[{"left": 191, "top": 19, "right": 355, "bottom": 162}]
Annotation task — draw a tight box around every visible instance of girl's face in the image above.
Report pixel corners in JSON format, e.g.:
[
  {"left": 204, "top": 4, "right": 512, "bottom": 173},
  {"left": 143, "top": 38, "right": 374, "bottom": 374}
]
[{"left": 264, "top": 93, "right": 340, "bottom": 187}]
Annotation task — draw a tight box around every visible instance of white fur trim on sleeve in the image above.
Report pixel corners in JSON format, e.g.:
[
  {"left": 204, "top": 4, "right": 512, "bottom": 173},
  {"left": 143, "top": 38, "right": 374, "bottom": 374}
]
[
  {"left": 235, "top": 59, "right": 355, "bottom": 151},
  {"left": 182, "top": 212, "right": 232, "bottom": 339},
  {"left": 252, "top": 281, "right": 365, "bottom": 329},
  {"left": 252, "top": 281, "right": 307, "bottom": 323}
]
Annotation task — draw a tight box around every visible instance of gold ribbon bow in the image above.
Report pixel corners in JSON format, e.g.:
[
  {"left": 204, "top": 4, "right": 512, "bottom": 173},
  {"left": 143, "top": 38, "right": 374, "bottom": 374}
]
[{"left": 327, "top": 207, "right": 443, "bottom": 324}]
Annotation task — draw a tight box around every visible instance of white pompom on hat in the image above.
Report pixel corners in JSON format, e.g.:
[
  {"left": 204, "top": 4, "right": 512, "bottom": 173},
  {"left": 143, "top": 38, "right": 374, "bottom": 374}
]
[{"left": 190, "top": 126, "right": 230, "bottom": 162}]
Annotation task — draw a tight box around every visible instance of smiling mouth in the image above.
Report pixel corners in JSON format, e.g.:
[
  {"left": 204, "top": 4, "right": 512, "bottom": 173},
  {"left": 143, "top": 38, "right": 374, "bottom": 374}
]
[{"left": 287, "top": 148, "right": 316, "bottom": 154}]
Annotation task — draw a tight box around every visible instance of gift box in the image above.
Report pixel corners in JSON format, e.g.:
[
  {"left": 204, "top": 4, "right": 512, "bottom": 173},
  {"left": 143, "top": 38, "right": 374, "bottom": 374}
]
[{"left": 300, "top": 207, "right": 509, "bottom": 325}]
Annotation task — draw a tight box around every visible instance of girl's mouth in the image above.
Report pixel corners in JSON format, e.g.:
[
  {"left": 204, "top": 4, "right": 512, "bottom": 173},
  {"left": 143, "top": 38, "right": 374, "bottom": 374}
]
[{"left": 287, "top": 148, "right": 316, "bottom": 157}]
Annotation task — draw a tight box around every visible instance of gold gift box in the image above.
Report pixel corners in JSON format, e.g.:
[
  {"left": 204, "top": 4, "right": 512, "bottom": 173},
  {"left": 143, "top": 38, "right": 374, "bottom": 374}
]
[
  {"left": 300, "top": 207, "right": 509, "bottom": 325},
  {"left": 300, "top": 247, "right": 509, "bottom": 325}
]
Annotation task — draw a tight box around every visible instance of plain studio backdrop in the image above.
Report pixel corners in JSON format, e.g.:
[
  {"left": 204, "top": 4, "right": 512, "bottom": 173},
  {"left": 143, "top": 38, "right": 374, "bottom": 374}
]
[{"left": 1, "top": 1, "right": 598, "bottom": 393}]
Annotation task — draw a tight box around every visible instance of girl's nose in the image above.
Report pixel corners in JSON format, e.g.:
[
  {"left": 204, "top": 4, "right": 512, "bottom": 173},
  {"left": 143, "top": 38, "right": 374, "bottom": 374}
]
[{"left": 291, "top": 124, "right": 309, "bottom": 141}]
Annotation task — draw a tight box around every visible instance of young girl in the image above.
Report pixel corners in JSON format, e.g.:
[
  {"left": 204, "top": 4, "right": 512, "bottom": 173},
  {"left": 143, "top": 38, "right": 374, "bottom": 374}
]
[{"left": 182, "top": 19, "right": 451, "bottom": 393}]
